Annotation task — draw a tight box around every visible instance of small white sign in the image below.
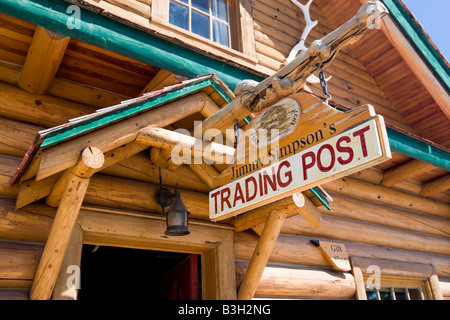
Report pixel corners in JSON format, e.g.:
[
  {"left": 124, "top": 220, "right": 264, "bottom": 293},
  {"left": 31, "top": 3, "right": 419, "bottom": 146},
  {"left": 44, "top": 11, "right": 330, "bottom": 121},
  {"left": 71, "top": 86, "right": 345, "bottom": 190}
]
[{"left": 209, "top": 117, "right": 386, "bottom": 221}]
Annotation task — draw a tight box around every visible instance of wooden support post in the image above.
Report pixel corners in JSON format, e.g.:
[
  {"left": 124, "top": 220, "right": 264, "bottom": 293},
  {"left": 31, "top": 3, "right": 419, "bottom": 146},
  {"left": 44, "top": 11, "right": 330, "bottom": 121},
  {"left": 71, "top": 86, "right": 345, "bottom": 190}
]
[
  {"left": 51, "top": 222, "right": 83, "bottom": 300},
  {"left": 19, "top": 26, "right": 70, "bottom": 94},
  {"left": 237, "top": 210, "right": 287, "bottom": 300},
  {"left": 29, "top": 147, "right": 103, "bottom": 300}
]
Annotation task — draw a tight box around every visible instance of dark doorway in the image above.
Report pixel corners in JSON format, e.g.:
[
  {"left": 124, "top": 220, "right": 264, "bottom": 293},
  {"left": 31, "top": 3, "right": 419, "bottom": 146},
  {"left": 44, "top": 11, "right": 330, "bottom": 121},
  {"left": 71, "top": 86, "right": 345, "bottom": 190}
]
[{"left": 78, "top": 245, "right": 201, "bottom": 301}]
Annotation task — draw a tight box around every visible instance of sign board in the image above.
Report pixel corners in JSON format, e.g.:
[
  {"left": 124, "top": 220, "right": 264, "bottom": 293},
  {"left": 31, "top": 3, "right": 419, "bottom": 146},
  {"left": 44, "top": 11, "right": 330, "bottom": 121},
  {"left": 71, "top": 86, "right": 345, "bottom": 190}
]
[
  {"left": 311, "top": 240, "right": 351, "bottom": 271},
  {"left": 209, "top": 91, "right": 391, "bottom": 221}
]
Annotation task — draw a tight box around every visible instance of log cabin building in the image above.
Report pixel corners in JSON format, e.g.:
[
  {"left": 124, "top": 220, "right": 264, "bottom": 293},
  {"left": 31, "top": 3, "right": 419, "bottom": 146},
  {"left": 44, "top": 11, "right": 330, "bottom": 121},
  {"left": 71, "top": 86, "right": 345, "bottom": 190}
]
[{"left": 0, "top": 0, "right": 449, "bottom": 301}]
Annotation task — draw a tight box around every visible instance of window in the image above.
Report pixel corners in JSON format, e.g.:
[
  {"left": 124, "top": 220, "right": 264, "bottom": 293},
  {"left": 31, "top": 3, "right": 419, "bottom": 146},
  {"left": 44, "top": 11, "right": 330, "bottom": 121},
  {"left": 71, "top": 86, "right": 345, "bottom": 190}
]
[
  {"left": 169, "top": 0, "right": 231, "bottom": 47},
  {"left": 350, "top": 256, "right": 443, "bottom": 300},
  {"left": 364, "top": 276, "right": 428, "bottom": 300}
]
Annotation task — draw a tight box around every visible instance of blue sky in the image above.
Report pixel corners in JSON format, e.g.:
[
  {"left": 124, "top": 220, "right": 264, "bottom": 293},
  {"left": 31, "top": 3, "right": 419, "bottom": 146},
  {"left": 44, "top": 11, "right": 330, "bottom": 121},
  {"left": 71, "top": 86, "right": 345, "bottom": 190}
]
[{"left": 402, "top": 0, "right": 450, "bottom": 60}]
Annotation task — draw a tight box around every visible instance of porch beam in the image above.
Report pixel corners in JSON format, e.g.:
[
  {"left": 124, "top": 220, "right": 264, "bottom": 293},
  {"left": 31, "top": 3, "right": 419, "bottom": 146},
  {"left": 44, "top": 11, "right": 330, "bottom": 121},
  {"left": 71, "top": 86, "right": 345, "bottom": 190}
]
[{"left": 420, "top": 174, "right": 450, "bottom": 197}]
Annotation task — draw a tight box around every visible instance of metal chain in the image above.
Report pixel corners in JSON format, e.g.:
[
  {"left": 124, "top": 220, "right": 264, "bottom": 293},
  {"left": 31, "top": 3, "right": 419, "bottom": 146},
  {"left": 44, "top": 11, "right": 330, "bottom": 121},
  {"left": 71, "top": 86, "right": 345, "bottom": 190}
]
[
  {"left": 234, "top": 120, "right": 240, "bottom": 148},
  {"left": 317, "top": 65, "right": 332, "bottom": 104}
]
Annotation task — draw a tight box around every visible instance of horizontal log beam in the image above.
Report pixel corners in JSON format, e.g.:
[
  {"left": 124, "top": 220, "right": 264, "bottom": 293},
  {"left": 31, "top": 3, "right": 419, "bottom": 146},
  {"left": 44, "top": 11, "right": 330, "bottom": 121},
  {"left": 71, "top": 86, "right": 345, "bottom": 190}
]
[
  {"left": 19, "top": 26, "right": 70, "bottom": 94},
  {"left": 420, "top": 174, "right": 450, "bottom": 197},
  {"left": 234, "top": 232, "right": 450, "bottom": 278},
  {"left": 0, "top": 81, "right": 95, "bottom": 128},
  {"left": 236, "top": 262, "right": 355, "bottom": 298},
  {"left": 381, "top": 159, "right": 436, "bottom": 187},
  {"left": 321, "top": 192, "right": 450, "bottom": 238},
  {"left": 136, "top": 126, "right": 235, "bottom": 165},
  {"left": 324, "top": 176, "right": 450, "bottom": 218},
  {"left": 280, "top": 213, "right": 450, "bottom": 256}
]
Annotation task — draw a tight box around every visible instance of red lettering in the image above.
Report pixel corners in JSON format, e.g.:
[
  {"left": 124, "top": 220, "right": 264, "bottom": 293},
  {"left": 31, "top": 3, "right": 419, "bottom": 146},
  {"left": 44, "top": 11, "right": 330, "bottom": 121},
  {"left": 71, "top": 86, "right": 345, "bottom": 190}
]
[
  {"left": 336, "top": 136, "right": 354, "bottom": 165},
  {"left": 277, "top": 160, "right": 292, "bottom": 187},
  {"left": 258, "top": 172, "right": 264, "bottom": 196},
  {"left": 302, "top": 151, "right": 315, "bottom": 180},
  {"left": 245, "top": 176, "right": 257, "bottom": 202},
  {"left": 352, "top": 125, "right": 370, "bottom": 157},
  {"left": 317, "top": 144, "right": 335, "bottom": 172},
  {"left": 220, "top": 188, "right": 231, "bottom": 212},
  {"left": 263, "top": 167, "right": 277, "bottom": 195},
  {"left": 210, "top": 190, "right": 220, "bottom": 214},
  {"left": 233, "top": 183, "right": 245, "bottom": 207}
]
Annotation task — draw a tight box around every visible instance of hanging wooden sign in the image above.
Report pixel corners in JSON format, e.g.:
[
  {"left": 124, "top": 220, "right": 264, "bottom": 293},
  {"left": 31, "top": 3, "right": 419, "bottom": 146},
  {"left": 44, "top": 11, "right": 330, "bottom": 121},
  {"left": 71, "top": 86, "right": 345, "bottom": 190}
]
[
  {"left": 209, "top": 91, "right": 391, "bottom": 221},
  {"left": 310, "top": 240, "right": 351, "bottom": 271}
]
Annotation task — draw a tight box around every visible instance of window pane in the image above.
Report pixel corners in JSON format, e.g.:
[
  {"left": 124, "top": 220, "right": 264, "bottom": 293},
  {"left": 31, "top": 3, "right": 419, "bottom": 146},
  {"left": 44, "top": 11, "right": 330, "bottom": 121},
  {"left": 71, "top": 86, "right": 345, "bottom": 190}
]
[
  {"left": 394, "top": 288, "right": 407, "bottom": 300},
  {"left": 366, "top": 290, "right": 379, "bottom": 300},
  {"left": 192, "top": 0, "right": 209, "bottom": 13},
  {"left": 212, "top": 20, "right": 229, "bottom": 47},
  {"left": 212, "top": 0, "right": 228, "bottom": 21},
  {"left": 191, "top": 11, "right": 210, "bottom": 40},
  {"left": 408, "top": 288, "right": 423, "bottom": 300},
  {"left": 169, "top": 2, "right": 189, "bottom": 30}
]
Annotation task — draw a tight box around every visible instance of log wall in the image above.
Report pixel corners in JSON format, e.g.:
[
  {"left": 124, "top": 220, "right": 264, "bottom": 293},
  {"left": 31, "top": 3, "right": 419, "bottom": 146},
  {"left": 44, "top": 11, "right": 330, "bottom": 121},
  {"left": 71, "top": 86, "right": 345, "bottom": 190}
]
[{"left": 0, "top": 1, "right": 449, "bottom": 300}]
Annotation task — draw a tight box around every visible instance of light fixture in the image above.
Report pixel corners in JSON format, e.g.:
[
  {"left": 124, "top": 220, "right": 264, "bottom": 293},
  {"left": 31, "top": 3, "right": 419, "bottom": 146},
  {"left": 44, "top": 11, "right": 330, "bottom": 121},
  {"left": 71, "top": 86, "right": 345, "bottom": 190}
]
[{"left": 155, "top": 170, "right": 190, "bottom": 236}]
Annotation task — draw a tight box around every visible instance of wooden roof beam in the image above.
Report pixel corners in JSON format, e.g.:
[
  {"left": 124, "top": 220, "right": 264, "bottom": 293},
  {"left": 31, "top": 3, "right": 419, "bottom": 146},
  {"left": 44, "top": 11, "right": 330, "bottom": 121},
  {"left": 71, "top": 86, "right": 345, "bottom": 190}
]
[
  {"left": 19, "top": 26, "right": 70, "bottom": 94},
  {"left": 139, "top": 69, "right": 185, "bottom": 95},
  {"left": 29, "top": 147, "right": 104, "bottom": 300},
  {"left": 136, "top": 126, "right": 235, "bottom": 165},
  {"left": 420, "top": 174, "right": 450, "bottom": 197},
  {"left": 381, "top": 159, "right": 436, "bottom": 187}
]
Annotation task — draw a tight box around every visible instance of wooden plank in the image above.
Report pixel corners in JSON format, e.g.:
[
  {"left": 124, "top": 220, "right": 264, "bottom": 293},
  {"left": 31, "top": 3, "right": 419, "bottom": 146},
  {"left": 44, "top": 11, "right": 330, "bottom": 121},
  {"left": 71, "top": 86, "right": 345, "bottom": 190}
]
[
  {"left": 0, "top": 117, "right": 43, "bottom": 157},
  {"left": 237, "top": 210, "right": 287, "bottom": 300},
  {"left": 19, "top": 26, "right": 70, "bottom": 94},
  {"left": 140, "top": 69, "right": 184, "bottom": 94}
]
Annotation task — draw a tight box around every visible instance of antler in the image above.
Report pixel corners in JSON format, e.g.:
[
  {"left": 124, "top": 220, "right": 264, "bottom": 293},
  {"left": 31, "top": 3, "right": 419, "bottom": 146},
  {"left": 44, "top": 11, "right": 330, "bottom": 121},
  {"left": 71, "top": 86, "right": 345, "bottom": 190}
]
[
  {"left": 286, "top": 0, "right": 318, "bottom": 64},
  {"left": 286, "top": 0, "right": 330, "bottom": 84}
]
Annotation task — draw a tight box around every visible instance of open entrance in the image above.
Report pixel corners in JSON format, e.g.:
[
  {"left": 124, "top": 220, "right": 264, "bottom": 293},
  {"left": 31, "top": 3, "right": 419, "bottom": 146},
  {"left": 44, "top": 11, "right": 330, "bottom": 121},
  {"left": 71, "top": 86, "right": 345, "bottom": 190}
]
[{"left": 78, "top": 245, "right": 201, "bottom": 301}]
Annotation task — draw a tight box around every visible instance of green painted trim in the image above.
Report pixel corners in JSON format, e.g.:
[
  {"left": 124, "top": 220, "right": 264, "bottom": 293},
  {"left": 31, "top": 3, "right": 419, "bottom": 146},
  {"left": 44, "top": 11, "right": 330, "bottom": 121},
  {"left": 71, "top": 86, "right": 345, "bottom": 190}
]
[
  {"left": 382, "top": 0, "right": 450, "bottom": 90},
  {"left": 0, "top": 0, "right": 262, "bottom": 91},
  {"left": 40, "top": 77, "right": 231, "bottom": 148},
  {"left": 310, "top": 187, "right": 331, "bottom": 210},
  {"left": 387, "top": 127, "right": 450, "bottom": 171}
]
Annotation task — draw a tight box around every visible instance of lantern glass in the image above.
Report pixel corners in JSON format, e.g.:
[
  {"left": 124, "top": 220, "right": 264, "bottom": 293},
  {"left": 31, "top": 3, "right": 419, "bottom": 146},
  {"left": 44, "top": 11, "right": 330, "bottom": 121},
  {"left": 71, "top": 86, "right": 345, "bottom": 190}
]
[{"left": 165, "top": 192, "right": 190, "bottom": 236}]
